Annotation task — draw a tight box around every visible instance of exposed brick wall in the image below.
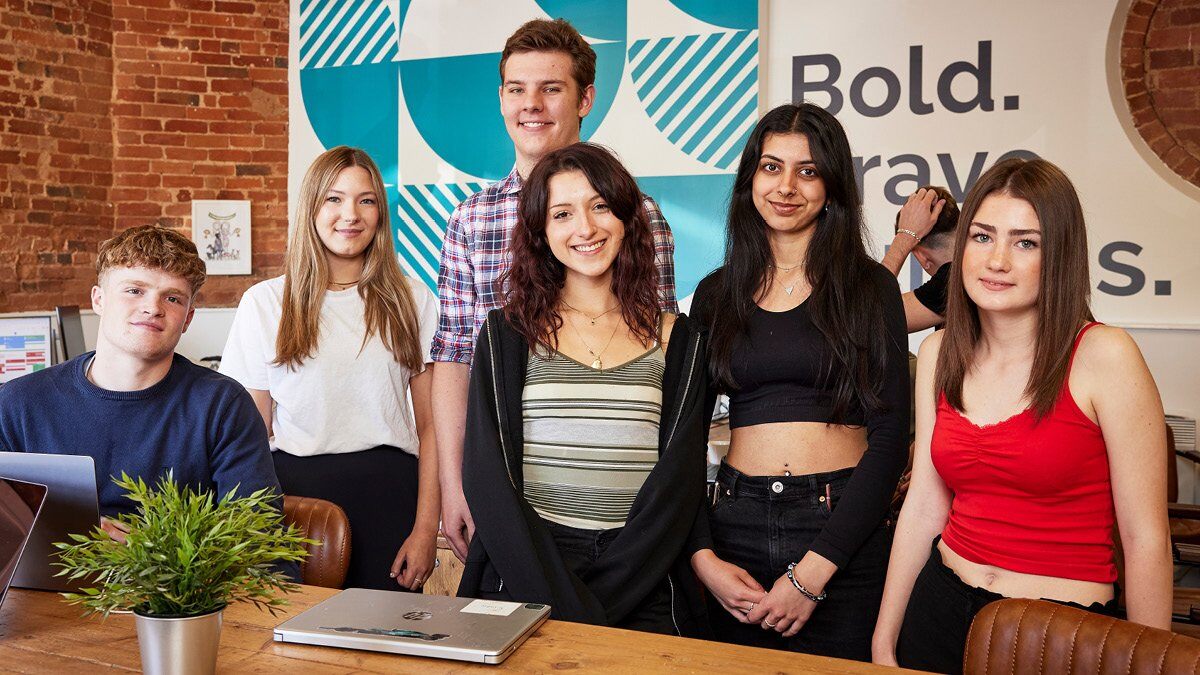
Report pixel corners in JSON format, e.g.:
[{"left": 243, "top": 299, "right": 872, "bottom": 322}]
[
  {"left": 109, "top": 0, "right": 289, "bottom": 307},
  {"left": 1122, "top": 0, "right": 1200, "bottom": 188},
  {"left": 1, "top": 0, "right": 288, "bottom": 312},
  {"left": 0, "top": 0, "right": 115, "bottom": 312}
]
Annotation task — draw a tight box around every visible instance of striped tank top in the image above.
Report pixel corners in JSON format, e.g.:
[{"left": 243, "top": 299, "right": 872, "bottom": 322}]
[{"left": 521, "top": 344, "right": 665, "bottom": 530}]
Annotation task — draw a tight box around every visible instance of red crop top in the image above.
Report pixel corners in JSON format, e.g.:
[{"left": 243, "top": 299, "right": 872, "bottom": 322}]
[{"left": 931, "top": 322, "right": 1117, "bottom": 583}]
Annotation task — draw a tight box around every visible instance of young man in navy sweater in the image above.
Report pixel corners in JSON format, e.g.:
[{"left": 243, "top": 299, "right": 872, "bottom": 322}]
[{"left": 0, "top": 225, "right": 283, "bottom": 544}]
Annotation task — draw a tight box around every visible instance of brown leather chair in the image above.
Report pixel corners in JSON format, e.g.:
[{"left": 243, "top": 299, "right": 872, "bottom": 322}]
[
  {"left": 965, "top": 598, "right": 1200, "bottom": 674},
  {"left": 283, "top": 495, "right": 350, "bottom": 588}
]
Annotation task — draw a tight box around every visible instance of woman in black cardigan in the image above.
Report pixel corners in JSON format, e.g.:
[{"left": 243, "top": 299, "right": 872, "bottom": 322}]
[{"left": 456, "top": 143, "right": 710, "bottom": 637}]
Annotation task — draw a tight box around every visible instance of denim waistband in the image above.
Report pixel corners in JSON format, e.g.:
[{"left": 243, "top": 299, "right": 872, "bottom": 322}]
[
  {"left": 716, "top": 462, "right": 854, "bottom": 500},
  {"left": 543, "top": 519, "right": 622, "bottom": 550}
]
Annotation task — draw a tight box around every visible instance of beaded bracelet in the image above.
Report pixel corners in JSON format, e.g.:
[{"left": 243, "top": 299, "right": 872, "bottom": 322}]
[
  {"left": 897, "top": 228, "right": 922, "bottom": 242},
  {"left": 786, "top": 562, "right": 827, "bottom": 603}
]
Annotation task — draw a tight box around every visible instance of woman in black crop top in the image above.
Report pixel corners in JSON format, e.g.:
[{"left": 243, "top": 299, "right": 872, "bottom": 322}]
[{"left": 689, "top": 103, "right": 910, "bottom": 661}]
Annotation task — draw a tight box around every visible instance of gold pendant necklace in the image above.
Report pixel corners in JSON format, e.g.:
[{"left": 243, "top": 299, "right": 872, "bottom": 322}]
[{"left": 563, "top": 311, "right": 621, "bottom": 370}]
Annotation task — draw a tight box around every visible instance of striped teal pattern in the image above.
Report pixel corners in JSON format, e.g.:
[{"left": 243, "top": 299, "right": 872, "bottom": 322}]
[
  {"left": 521, "top": 348, "right": 665, "bottom": 530},
  {"left": 394, "top": 181, "right": 486, "bottom": 289},
  {"left": 299, "top": 0, "right": 399, "bottom": 71},
  {"left": 628, "top": 29, "right": 759, "bottom": 170}
]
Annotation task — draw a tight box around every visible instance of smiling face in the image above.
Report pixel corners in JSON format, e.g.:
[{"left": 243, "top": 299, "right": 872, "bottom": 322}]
[
  {"left": 500, "top": 50, "right": 595, "bottom": 175},
  {"left": 751, "top": 132, "right": 827, "bottom": 236},
  {"left": 91, "top": 265, "right": 195, "bottom": 364},
  {"left": 961, "top": 193, "right": 1043, "bottom": 315},
  {"left": 315, "top": 165, "right": 380, "bottom": 266},
  {"left": 544, "top": 169, "right": 625, "bottom": 286}
]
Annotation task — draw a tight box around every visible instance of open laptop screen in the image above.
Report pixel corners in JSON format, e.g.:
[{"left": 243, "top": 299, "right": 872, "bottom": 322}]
[{"left": 0, "top": 477, "right": 48, "bottom": 607}]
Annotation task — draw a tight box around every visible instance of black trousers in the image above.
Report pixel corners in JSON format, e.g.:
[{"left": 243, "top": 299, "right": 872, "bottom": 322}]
[
  {"left": 897, "top": 538, "right": 1119, "bottom": 674},
  {"left": 706, "top": 463, "right": 893, "bottom": 660},
  {"left": 272, "top": 446, "right": 419, "bottom": 591}
]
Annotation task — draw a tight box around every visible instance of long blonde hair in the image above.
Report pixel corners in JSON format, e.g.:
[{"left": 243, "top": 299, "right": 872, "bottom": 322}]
[{"left": 275, "top": 146, "right": 423, "bottom": 371}]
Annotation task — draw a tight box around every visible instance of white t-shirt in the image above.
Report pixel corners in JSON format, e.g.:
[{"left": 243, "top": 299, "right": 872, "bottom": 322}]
[{"left": 219, "top": 275, "right": 438, "bottom": 457}]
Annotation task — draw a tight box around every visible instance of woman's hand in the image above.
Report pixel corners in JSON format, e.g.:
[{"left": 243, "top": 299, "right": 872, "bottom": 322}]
[
  {"left": 746, "top": 553, "right": 836, "bottom": 638},
  {"left": 691, "top": 550, "right": 766, "bottom": 623},
  {"left": 390, "top": 526, "right": 438, "bottom": 590},
  {"left": 745, "top": 573, "right": 820, "bottom": 638}
]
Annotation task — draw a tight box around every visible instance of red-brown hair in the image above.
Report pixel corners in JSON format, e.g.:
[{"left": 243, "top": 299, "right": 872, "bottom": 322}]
[
  {"left": 499, "top": 18, "right": 596, "bottom": 94},
  {"left": 935, "top": 157, "right": 1094, "bottom": 419},
  {"left": 501, "top": 143, "right": 659, "bottom": 353}
]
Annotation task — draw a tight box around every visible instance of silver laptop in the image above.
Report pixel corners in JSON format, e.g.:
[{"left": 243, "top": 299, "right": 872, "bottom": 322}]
[
  {"left": 273, "top": 588, "right": 551, "bottom": 664},
  {"left": 0, "top": 453, "right": 100, "bottom": 591},
  {"left": 0, "top": 477, "right": 48, "bottom": 609}
]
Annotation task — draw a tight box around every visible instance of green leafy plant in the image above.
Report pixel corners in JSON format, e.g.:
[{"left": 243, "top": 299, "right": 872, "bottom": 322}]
[{"left": 54, "top": 472, "right": 314, "bottom": 618}]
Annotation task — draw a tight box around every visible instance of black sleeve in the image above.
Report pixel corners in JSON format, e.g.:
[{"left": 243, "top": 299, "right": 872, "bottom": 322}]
[
  {"left": 808, "top": 263, "right": 911, "bottom": 569},
  {"left": 912, "top": 262, "right": 951, "bottom": 316},
  {"left": 682, "top": 272, "right": 721, "bottom": 555}
]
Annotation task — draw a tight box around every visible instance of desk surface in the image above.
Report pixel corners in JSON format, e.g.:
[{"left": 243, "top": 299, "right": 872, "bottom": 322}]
[{"left": 1, "top": 586, "right": 916, "bottom": 673}]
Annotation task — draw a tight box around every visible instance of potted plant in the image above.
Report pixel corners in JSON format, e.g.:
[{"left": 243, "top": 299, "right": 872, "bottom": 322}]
[{"left": 54, "top": 472, "right": 312, "bottom": 675}]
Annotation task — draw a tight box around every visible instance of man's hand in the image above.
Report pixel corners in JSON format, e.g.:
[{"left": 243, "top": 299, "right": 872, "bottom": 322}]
[
  {"left": 100, "top": 517, "right": 130, "bottom": 544},
  {"left": 897, "top": 187, "right": 946, "bottom": 242},
  {"left": 440, "top": 485, "right": 475, "bottom": 562}
]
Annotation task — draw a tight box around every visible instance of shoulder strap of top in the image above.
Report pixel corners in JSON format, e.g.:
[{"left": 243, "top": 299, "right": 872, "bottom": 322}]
[{"left": 1067, "top": 321, "right": 1103, "bottom": 372}]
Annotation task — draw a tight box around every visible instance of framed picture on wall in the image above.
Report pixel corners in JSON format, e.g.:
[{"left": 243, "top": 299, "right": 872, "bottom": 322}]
[{"left": 191, "top": 199, "right": 251, "bottom": 275}]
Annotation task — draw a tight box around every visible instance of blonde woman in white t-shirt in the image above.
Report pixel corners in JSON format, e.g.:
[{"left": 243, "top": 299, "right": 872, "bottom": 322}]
[{"left": 221, "top": 146, "right": 440, "bottom": 591}]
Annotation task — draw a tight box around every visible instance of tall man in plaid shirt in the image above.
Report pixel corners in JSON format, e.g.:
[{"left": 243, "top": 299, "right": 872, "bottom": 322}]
[{"left": 431, "top": 18, "right": 678, "bottom": 561}]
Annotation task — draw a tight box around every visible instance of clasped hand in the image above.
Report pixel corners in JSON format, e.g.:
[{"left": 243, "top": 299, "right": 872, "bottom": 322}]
[{"left": 745, "top": 573, "right": 819, "bottom": 638}]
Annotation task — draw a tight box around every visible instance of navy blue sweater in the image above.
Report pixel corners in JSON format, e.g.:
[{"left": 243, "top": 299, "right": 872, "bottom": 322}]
[{"left": 0, "top": 353, "right": 281, "bottom": 517}]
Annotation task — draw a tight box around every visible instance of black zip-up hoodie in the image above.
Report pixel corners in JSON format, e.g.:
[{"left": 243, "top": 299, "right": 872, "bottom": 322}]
[{"left": 457, "top": 309, "right": 711, "bottom": 638}]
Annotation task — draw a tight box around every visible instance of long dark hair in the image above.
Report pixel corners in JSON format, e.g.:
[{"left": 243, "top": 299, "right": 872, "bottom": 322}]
[
  {"left": 936, "top": 157, "right": 1093, "bottom": 419},
  {"left": 707, "top": 103, "right": 888, "bottom": 419},
  {"left": 501, "top": 143, "right": 660, "bottom": 353}
]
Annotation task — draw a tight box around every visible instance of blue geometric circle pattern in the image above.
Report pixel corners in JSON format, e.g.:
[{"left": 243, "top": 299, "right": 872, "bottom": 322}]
[{"left": 628, "top": 29, "right": 758, "bottom": 171}]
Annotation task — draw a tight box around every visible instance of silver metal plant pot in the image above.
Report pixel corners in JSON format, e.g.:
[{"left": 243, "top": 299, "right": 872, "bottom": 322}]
[{"left": 133, "top": 607, "right": 224, "bottom": 675}]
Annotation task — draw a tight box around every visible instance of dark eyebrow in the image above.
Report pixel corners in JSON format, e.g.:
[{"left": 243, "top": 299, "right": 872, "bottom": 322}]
[
  {"left": 971, "top": 222, "right": 1040, "bottom": 237},
  {"left": 504, "top": 78, "right": 567, "bottom": 87},
  {"left": 761, "top": 153, "right": 815, "bottom": 165},
  {"left": 326, "top": 189, "right": 377, "bottom": 198}
]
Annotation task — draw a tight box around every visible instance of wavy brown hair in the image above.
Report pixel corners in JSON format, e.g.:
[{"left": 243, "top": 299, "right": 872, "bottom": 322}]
[
  {"left": 275, "top": 146, "right": 423, "bottom": 371},
  {"left": 501, "top": 143, "right": 660, "bottom": 353},
  {"left": 935, "top": 157, "right": 1094, "bottom": 419}
]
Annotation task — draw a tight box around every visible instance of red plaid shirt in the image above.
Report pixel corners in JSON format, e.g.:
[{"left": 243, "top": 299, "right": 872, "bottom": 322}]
[{"left": 432, "top": 167, "right": 678, "bottom": 365}]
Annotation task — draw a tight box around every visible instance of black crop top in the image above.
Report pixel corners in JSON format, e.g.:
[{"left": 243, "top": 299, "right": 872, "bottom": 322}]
[{"left": 691, "top": 262, "right": 911, "bottom": 568}]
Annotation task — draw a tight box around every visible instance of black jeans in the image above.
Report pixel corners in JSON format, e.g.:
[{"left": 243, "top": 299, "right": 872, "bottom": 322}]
[
  {"left": 707, "top": 463, "right": 893, "bottom": 660},
  {"left": 541, "top": 520, "right": 677, "bottom": 635},
  {"left": 897, "top": 538, "right": 1120, "bottom": 675}
]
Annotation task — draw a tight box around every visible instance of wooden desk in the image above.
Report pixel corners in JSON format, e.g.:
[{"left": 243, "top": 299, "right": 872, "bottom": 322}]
[{"left": 0, "top": 587, "right": 916, "bottom": 673}]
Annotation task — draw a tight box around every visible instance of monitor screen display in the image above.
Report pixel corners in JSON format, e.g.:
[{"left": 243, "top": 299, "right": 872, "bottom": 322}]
[{"left": 0, "top": 316, "right": 54, "bottom": 384}]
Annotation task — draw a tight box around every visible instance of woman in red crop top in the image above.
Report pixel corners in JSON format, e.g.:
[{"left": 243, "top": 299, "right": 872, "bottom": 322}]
[{"left": 872, "top": 158, "right": 1171, "bottom": 674}]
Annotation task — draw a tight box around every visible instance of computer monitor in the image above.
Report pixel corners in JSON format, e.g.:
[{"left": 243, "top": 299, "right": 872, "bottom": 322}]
[
  {"left": 55, "top": 306, "right": 87, "bottom": 362},
  {"left": 0, "top": 316, "right": 54, "bottom": 384}
]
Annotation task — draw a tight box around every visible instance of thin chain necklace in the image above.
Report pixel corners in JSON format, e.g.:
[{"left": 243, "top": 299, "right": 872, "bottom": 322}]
[
  {"left": 772, "top": 262, "right": 802, "bottom": 272},
  {"left": 561, "top": 300, "right": 620, "bottom": 326},
  {"left": 562, "top": 311, "right": 622, "bottom": 370},
  {"left": 328, "top": 278, "right": 360, "bottom": 289},
  {"left": 774, "top": 268, "right": 805, "bottom": 296}
]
